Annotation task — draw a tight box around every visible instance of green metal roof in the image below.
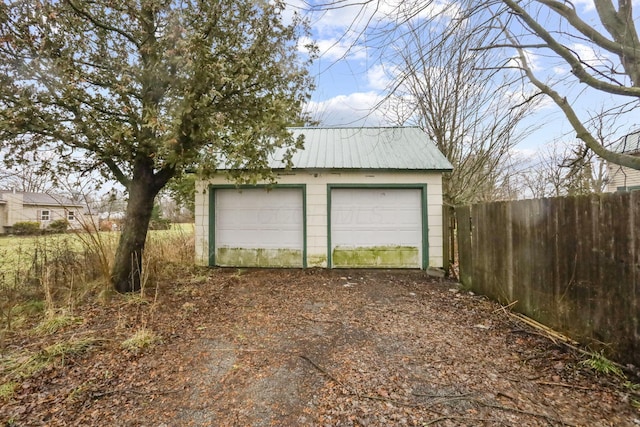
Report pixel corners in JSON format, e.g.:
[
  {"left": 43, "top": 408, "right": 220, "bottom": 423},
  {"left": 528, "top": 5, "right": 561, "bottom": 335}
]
[{"left": 252, "top": 127, "right": 453, "bottom": 171}]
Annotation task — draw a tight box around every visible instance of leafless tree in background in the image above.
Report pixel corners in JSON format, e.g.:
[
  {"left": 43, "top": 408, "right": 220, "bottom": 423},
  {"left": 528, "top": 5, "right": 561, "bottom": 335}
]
[
  {"left": 0, "top": 153, "right": 53, "bottom": 193},
  {"left": 518, "top": 140, "right": 608, "bottom": 198},
  {"left": 489, "top": 0, "right": 640, "bottom": 170},
  {"left": 381, "top": 18, "right": 537, "bottom": 205},
  {"left": 308, "top": 0, "right": 640, "bottom": 193}
]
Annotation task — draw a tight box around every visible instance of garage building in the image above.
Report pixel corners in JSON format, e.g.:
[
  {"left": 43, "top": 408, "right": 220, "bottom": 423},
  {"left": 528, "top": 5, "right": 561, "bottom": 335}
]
[{"left": 195, "top": 127, "right": 453, "bottom": 269}]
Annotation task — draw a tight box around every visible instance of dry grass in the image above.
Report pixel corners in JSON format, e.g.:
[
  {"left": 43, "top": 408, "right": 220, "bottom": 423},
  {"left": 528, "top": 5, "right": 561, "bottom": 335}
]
[
  {"left": 0, "top": 223, "right": 193, "bottom": 407},
  {"left": 33, "top": 311, "right": 83, "bottom": 336},
  {"left": 1, "top": 337, "right": 101, "bottom": 381},
  {"left": 0, "top": 225, "right": 194, "bottom": 334},
  {"left": 121, "top": 328, "right": 160, "bottom": 353}
]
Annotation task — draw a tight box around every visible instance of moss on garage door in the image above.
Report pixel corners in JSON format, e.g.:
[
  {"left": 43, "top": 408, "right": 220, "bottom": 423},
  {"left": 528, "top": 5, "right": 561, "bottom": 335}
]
[
  {"left": 216, "top": 248, "right": 303, "bottom": 268},
  {"left": 332, "top": 246, "right": 419, "bottom": 268}
]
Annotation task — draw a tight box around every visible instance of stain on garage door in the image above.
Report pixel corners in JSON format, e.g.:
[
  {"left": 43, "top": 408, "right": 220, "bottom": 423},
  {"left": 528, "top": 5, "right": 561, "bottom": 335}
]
[
  {"left": 329, "top": 186, "right": 426, "bottom": 268},
  {"left": 212, "top": 186, "right": 305, "bottom": 267}
]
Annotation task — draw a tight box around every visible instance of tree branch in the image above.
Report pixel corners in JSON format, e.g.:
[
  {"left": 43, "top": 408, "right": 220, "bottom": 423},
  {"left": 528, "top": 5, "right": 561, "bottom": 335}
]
[
  {"left": 101, "top": 158, "right": 130, "bottom": 187},
  {"left": 472, "top": 43, "right": 548, "bottom": 50},
  {"left": 501, "top": 0, "right": 640, "bottom": 96},
  {"left": 537, "top": 0, "right": 639, "bottom": 60},
  {"left": 65, "top": 0, "right": 140, "bottom": 48},
  {"left": 506, "top": 30, "right": 640, "bottom": 170},
  {"left": 593, "top": 0, "right": 640, "bottom": 84}
]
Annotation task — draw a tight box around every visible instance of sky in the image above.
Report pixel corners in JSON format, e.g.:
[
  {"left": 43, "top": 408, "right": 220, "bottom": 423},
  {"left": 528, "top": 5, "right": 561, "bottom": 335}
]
[{"left": 293, "top": 0, "right": 640, "bottom": 157}]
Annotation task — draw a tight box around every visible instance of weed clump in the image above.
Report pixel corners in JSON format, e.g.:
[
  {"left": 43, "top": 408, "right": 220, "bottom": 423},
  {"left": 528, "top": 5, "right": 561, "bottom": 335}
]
[
  {"left": 34, "top": 312, "right": 83, "bottom": 335},
  {"left": 580, "top": 350, "right": 625, "bottom": 378},
  {"left": 121, "top": 328, "right": 159, "bottom": 353}
]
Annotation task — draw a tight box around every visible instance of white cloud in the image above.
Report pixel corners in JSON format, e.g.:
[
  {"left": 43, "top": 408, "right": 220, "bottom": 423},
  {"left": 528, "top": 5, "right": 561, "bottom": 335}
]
[
  {"left": 306, "top": 92, "right": 394, "bottom": 126},
  {"left": 505, "top": 48, "right": 545, "bottom": 73},
  {"left": 304, "top": 0, "right": 459, "bottom": 39},
  {"left": 571, "top": 43, "right": 604, "bottom": 66},
  {"left": 366, "top": 63, "right": 395, "bottom": 91}
]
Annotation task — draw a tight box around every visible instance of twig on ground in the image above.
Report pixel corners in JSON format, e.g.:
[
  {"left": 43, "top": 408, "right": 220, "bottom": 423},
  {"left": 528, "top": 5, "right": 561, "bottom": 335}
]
[
  {"left": 506, "top": 313, "right": 633, "bottom": 378},
  {"left": 298, "top": 355, "right": 351, "bottom": 392},
  {"left": 423, "top": 416, "right": 497, "bottom": 426},
  {"left": 495, "top": 391, "right": 516, "bottom": 401},
  {"left": 91, "top": 388, "right": 182, "bottom": 399},
  {"left": 508, "top": 312, "right": 578, "bottom": 345},
  {"left": 493, "top": 300, "right": 518, "bottom": 314},
  {"left": 412, "top": 391, "right": 476, "bottom": 399},
  {"left": 299, "top": 355, "right": 420, "bottom": 407},
  {"left": 476, "top": 400, "right": 575, "bottom": 426},
  {"left": 299, "top": 355, "right": 430, "bottom": 409},
  {"left": 535, "top": 380, "right": 592, "bottom": 390}
]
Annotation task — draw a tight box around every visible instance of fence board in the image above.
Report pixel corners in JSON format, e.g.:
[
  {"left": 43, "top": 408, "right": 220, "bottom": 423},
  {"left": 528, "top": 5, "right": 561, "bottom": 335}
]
[
  {"left": 455, "top": 205, "right": 472, "bottom": 288},
  {"left": 456, "top": 192, "right": 640, "bottom": 366},
  {"left": 511, "top": 200, "right": 530, "bottom": 312}
]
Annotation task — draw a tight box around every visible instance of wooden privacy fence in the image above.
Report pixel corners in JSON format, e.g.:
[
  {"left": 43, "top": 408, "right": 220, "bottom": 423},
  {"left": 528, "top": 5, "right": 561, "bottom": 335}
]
[{"left": 455, "top": 192, "right": 640, "bottom": 367}]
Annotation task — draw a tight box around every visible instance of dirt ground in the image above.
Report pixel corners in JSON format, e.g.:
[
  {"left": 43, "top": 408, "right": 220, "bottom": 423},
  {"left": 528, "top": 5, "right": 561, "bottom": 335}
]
[{"left": 2, "top": 268, "right": 639, "bottom": 426}]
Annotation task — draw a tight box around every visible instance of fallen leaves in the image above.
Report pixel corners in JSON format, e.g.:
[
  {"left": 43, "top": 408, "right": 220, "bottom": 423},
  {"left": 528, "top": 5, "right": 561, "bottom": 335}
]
[{"left": 0, "top": 268, "right": 638, "bottom": 426}]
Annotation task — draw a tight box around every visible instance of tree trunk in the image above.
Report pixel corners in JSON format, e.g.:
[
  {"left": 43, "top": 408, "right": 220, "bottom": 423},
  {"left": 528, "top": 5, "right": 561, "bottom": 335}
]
[{"left": 111, "top": 177, "right": 159, "bottom": 293}]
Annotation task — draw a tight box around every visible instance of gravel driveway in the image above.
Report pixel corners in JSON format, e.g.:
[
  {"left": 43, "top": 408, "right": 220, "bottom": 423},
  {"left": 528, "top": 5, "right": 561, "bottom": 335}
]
[{"left": 4, "top": 268, "right": 639, "bottom": 426}]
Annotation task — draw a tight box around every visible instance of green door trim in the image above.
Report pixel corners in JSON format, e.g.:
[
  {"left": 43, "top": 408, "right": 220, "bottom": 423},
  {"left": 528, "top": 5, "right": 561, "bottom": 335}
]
[
  {"left": 326, "top": 184, "right": 429, "bottom": 269},
  {"left": 208, "top": 184, "right": 307, "bottom": 268}
]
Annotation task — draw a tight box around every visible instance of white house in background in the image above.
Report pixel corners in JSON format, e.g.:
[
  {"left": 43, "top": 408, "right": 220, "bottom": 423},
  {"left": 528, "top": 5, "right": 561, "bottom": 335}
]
[
  {"left": 607, "top": 130, "right": 640, "bottom": 192},
  {"left": 0, "top": 190, "right": 95, "bottom": 234},
  {"left": 194, "top": 127, "right": 453, "bottom": 270}
]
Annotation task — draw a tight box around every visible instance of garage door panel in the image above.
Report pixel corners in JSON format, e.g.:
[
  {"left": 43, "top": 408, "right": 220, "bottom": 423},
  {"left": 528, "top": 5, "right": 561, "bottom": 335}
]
[
  {"left": 215, "top": 188, "right": 303, "bottom": 267},
  {"left": 331, "top": 188, "right": 422, "bottom": 268}
]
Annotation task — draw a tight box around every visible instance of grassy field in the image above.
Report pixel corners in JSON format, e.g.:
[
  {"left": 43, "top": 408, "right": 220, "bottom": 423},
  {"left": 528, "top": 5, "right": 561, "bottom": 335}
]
[
  {"left": 0, "top": 223, "right": 194, "bottom": 270},
  {"left": 0, "top": 223, "right": 195, "bottom": 331}
]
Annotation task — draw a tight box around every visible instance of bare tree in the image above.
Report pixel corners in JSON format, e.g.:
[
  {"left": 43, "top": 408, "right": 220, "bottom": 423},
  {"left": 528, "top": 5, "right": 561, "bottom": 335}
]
[
  {"left": 383, "top": 18, "right": 537, "bottom": 205},
  {"left": 487, "top": 0, "right": 640, "bottom": 170},
  {"left": 518, "top": 140, "right": 608, "bottom": 198},
  {"left": 309, "top": 0, "right": 640, "bottom": 181},
  {"left": 0, "top": 153, "right": 53, "bottom": 193},
  {"left": 519, "top": 142, "right": 571, "bottom": 198},
  {"left": 562, "top": 144, "right": 609, "bottom": 195}
]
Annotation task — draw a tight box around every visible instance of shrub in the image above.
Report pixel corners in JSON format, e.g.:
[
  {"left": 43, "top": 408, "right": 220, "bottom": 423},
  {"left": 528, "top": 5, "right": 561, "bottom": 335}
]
[
  {"left": 47, "top": 219, "right": 69, "bottom": 233},
  {"left": 12, "top": 222, "right": 41, "bottom": 235}
]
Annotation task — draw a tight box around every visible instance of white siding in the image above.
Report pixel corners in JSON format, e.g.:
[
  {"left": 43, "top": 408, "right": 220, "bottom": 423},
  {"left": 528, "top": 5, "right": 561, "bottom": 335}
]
[
  {"left": 0, "top": 192, "right": 95, "bottom": 234},
  {"left": 195, "top": 171, "right": 446, "bottom": 268},
  {"left": 0, "top": 204, "right": 5, "bottom": 231},
  {"left": 607, "top": 163, "right": 640, "bottom": 192}
]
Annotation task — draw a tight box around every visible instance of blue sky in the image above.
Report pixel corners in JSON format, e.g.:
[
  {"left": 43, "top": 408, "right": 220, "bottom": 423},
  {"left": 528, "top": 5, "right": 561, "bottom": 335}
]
[{"left": 292, "top": 0, "right": 640, "bottom": 156}]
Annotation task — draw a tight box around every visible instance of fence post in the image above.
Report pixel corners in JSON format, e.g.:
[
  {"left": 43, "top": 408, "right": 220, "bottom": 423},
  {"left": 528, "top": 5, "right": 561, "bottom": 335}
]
[
  {"left": 442, "top": 205, "right": 456, "bottom": 276},
  {"left": 455, "top": 205, "right": 472, "bottom": 288}
]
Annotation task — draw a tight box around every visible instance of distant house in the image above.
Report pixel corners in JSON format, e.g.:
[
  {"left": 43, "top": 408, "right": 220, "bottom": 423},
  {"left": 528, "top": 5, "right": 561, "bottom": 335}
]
[
  {"left": 194, "top": 126, "right": 453, "bottom": 269},
  {"left": 0, "top": 190, "right": 95, "bottom": 234},
  {"left": 607, "top": 130, "right": 640, "bottom": 192}
]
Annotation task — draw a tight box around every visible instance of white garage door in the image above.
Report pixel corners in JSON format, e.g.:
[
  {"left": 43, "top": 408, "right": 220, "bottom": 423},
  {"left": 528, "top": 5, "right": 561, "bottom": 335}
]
[
  {"left": 214, "top": 188, "right": 304, "bottom": 267},
  {"left": 330, "top": 188, "right": 423, "bottom": 268}
]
